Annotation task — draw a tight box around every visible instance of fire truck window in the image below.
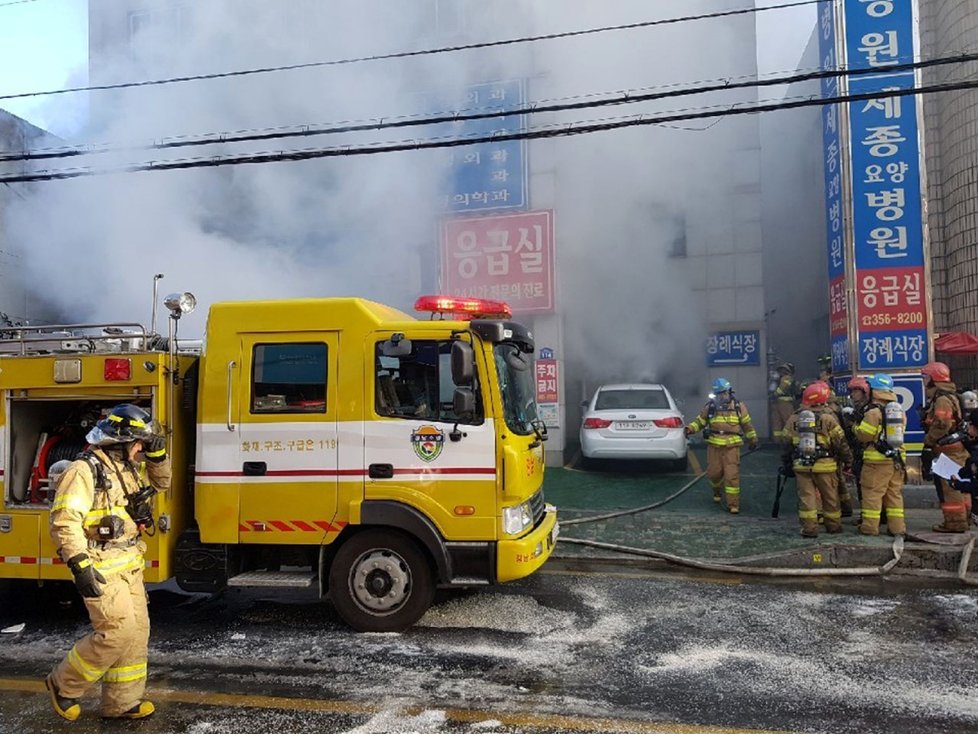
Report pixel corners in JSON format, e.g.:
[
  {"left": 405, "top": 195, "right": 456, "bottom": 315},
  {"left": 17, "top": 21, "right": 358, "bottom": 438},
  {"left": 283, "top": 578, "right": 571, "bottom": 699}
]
[
  {"left": 375, "top": 340, "right": 483, "bottom": 424},
  {"left": 251, "top": 343, "right": 327, "bottom": 413}
]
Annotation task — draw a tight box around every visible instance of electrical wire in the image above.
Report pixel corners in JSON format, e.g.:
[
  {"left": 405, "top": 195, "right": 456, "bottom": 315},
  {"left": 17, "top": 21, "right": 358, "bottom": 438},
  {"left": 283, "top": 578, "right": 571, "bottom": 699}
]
[
  {"left": 1, "top": 49, "right": 972, "bottom": 164},
  {"left": 0, "top": 0, "right": 45, "bottom": 7},
  {"left": 0, "top": 0, "right": 832, "bottom": 102},
  {"left": 2, "top": 76, "right": 976, "bottom": 185}
]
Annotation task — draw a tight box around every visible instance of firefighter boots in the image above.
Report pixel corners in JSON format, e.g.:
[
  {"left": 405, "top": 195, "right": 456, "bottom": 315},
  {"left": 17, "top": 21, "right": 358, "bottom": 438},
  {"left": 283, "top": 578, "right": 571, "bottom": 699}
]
[
  {"left": 46, "top": 675, "right": 81, "bottom": 722},
  {"left": 104, "top": 701, "right": 155, "bottom": 720}
]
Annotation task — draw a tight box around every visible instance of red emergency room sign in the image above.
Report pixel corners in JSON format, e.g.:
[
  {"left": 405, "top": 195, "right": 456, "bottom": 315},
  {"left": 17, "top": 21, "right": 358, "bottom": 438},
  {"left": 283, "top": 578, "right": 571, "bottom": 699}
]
[{"left": 440, "top": 210, "right": 555, "bottom": 314}]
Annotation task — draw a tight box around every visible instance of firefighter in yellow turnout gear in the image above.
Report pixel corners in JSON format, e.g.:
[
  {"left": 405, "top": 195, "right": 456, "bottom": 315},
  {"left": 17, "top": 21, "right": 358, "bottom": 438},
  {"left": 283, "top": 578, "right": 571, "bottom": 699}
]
[
  {"left": 771, "top": 362, "right": 799, "bottom": 441},
  {"left": 685, "top": 378, "right": 758, "bottom": 513},
  {"left": 919, "top": 361, "right": 971, "bottom": 533},
  {"left": 782, "top": 381, "right": 853, "bottom": 537},
  {"left": 853, "top": 374, "right": 907, "bottom": 536},
  {"left": 45, "top": 404, "right": 171, "bottom": 721}
]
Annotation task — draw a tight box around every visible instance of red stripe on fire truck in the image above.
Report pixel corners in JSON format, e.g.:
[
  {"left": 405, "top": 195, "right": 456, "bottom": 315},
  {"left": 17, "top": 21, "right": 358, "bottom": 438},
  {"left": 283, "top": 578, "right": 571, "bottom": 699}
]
[{"left": 237, "top": 520, "right": 348, "bottom": 533}]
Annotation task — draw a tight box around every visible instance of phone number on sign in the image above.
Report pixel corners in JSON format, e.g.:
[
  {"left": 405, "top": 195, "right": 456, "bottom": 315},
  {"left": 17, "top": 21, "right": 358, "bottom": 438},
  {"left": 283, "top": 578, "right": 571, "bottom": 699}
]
[{"left": 860, "top": 312, "right": 925, "bottom": 327}]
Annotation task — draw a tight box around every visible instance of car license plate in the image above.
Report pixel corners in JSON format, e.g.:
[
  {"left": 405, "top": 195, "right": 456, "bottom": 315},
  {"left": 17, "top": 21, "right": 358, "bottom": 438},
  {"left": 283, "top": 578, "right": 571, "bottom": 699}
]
[{"left": 616, "top": 421, "right": 650, "bottom": 430}]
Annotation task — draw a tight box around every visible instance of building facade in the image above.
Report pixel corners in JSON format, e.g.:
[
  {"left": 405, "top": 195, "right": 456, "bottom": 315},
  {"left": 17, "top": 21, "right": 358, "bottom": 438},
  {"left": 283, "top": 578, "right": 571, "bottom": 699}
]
[
  {"left": 920, "top": 0, "right": 978, "bottom": 385},
  {"left": 86, "top": 0, "right": 772, "bottom": 458},
  {"left": 0, "top": 110, "right": 60, "bottom": 326}
]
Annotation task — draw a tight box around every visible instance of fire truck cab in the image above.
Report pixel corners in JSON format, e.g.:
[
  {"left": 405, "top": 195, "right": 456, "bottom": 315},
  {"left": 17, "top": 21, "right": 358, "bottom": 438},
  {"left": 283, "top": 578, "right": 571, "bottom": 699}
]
[{"left": 0, "top": 295, "right": 558, "bottom": 631}]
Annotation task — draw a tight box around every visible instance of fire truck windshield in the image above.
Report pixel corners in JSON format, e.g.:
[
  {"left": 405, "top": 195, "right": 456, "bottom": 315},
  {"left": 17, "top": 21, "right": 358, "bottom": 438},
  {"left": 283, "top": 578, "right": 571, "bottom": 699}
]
[{"left": 493, "top": 343, "right": 539, "bottom": 436}]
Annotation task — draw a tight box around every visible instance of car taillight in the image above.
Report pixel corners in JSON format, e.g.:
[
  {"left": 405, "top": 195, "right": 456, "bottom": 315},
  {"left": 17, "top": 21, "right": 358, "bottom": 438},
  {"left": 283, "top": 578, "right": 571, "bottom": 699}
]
[
  {"left": 653, "top": 416, "right": 684, "bottom": 428},
  {"left": 104, "top": 358, "right": 131, "bottom": 381},
  {"left": 583, "top": 417, "right": 613, "bottom": 429}
]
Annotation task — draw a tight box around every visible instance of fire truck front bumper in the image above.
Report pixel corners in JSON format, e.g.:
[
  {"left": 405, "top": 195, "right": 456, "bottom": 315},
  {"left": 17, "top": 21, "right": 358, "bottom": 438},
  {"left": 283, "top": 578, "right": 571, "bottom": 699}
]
[{"left": 496, "top": 504, "right": 558, "bottom": 583}]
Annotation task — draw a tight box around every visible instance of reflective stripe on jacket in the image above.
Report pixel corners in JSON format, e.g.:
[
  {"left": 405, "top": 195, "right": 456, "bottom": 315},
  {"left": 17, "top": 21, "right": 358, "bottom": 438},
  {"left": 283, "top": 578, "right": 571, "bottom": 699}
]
[
  {"left": 688, "top": 399, "right": 757, "bottom": 447},
  {"left": 783, "top": 407, "right": 853, "bottom": 473}
]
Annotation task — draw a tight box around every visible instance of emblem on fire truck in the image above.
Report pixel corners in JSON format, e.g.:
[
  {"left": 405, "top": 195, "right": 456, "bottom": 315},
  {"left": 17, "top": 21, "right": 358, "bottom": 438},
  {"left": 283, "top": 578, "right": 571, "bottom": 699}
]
[{"left": 411, "top": 425, "right": 445, "bottom": 462}]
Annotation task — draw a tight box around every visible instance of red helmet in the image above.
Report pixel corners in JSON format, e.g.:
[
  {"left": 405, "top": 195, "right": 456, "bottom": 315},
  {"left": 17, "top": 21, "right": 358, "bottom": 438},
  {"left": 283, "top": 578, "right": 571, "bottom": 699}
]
[
  {"left": 922, "top": 361, "right": 951, "bottom": 384},
  {"left": 848, "top": 376, "right": 870, "bottom": 394},
  {"left": 802, "top": 380, "right": 832, "bottom": 406}
]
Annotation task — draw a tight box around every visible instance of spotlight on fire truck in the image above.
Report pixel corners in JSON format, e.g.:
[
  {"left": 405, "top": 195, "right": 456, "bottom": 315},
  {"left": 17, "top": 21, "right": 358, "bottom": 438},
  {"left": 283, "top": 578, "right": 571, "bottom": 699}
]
[
  {"left": 163, "top": 292, "right": 197, "bottom": 320},
  {"left": 413, "top": 295, "right": 512, "bottom": 320}
]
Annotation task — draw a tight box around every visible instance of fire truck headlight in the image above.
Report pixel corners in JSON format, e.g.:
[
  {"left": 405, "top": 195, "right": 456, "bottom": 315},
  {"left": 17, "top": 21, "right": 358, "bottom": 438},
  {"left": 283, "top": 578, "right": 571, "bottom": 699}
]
[{"left": 502, "top": 502, "right": 532, "bottom": 535}]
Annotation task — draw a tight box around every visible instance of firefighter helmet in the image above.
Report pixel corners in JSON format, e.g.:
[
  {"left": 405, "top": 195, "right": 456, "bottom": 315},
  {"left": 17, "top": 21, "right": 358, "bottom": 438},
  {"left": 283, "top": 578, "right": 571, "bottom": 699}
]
[
  {"left": 848, "top": 376, "right": 870, "bottom": 394},
  {"left": 85, "top": 404, "right": 158, "bottom": 446},
  {"left": 867, "top": 373, "right": 894, "bottom": 391},
  {"left": 802, "top": 381, "right": 832, "bottom": 406},
  {"left": 817, "top": 354, "right": 832, "bottom": 366},
  {"left": 712, "top": 377, "right": 731, "bottom": 394},
  {"left": 777, "top": 362, "right": 795, "bottom": 375},
  {"left": 921, "top": 361, "right": 951, "bottom": 384}
]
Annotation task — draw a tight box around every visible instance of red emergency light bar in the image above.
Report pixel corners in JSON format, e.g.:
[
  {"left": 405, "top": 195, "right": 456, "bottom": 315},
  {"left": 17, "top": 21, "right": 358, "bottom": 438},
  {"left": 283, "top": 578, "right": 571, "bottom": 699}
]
[{"left": 413, "top": 295, "right": 512, "bottom": 320}]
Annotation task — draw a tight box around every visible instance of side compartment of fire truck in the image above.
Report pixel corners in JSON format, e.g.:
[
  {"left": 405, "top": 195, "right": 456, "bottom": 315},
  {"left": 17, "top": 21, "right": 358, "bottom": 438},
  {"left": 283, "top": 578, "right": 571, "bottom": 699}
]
[{"left": 0, "top": 353, "right": 195, "bottom": 584}]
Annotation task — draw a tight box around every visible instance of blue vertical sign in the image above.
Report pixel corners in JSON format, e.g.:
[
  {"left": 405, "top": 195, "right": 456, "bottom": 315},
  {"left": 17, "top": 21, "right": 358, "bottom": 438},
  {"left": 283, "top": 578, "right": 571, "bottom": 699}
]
[
  {"left": 844, "top": 0, "right": 929, "bottom": 369},
  {"left": 445, "top": 80, "right": 528, "bottom": 213},
  {"left": 819, "top": 1, "right": 850, "bottom": 374}
]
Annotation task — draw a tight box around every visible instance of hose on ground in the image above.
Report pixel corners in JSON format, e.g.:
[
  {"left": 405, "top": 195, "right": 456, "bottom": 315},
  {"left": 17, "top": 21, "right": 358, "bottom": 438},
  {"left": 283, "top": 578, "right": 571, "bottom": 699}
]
[
  {"left": 958, "top": 537, "right": 978, "bottom": 586},
  {"left": 561, "top": 446, "right": 759, "bottom": 527},
  {"left": 561, "top": 471, "right": 706, "bottom": 526},
  {"left": 558, "top": 535, "right": 905, "bottom": 577}
]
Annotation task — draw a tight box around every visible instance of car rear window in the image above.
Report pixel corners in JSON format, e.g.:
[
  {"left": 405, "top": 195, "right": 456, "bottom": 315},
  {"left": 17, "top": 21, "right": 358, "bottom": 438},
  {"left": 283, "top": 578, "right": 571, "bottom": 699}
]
[{"left": 595, "top": 389, "right": 669, "bottom": 410}]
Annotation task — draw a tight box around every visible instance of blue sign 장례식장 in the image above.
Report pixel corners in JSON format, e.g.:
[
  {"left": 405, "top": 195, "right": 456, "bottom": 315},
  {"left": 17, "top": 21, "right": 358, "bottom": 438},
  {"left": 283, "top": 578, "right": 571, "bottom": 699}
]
[{"left": 706, "top": 331, "right": 760, "bottom": 366}]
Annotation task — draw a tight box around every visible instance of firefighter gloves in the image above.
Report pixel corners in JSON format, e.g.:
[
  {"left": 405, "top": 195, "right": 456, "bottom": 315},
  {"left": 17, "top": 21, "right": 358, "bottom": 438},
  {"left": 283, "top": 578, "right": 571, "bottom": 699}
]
[
  {"left": 919, "top": 447, "right": 934, "bottom": 480},
  {"left": 67, "top": 554, "right": 106, "bottom": 598},
  {"left": 143, "top": 435, "right": 167, "bottom": 463}
]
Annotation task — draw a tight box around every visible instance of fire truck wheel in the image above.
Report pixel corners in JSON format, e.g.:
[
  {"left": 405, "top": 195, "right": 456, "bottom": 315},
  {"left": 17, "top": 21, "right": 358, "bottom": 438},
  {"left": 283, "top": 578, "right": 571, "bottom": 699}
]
[{"left": 329, "top": 530, "right": 434, "bottom": 632}]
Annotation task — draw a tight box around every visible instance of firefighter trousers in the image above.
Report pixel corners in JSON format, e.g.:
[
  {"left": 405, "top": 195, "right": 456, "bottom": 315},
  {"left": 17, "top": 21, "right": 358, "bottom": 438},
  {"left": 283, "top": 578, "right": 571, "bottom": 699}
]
[
  {"left": 51, "top": 563, "right": 150, "bottom": 717},
  {"left": 858, "top": 461, "right": 906, "bottom": 536},
  {"left": 935, "top": 477, "right": 970, "bottom": 532},
  {"left": 797, "top": 471, "right": 841, "bottom": 535},
  {"left": 772, "top": 401, "right": 794, "bottom": 441},
  {"left": 835, "top": 466, "right": 853, "bottom": 515},
  {"left": 706, "top": 444, "right": 741, "bottom": 512}
]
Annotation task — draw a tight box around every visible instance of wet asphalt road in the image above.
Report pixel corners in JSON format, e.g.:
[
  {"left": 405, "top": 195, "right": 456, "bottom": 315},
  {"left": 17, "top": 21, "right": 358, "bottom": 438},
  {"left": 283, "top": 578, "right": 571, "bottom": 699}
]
[{"left": 0, "top": 564, "right": 976, "bottom": 734}]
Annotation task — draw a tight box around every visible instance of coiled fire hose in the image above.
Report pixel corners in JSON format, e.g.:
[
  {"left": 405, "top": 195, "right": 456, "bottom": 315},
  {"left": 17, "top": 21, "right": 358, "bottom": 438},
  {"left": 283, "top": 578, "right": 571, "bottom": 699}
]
[{"left": 558, "top": 447, "right": 912, "bottom": 578}]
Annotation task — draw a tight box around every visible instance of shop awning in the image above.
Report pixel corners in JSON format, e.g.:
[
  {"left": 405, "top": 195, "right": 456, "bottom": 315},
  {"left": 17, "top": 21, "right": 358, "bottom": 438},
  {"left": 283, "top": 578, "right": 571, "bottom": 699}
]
[{"left": 934, "top": 331, "right": 978, "bottom": 355}]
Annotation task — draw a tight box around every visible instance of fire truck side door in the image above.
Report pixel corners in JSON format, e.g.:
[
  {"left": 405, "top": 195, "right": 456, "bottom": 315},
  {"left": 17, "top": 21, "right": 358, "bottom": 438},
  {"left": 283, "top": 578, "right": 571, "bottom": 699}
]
[
  {"left": 235, "top": 334, "right": 339, "bottom": 545},
  {"left": 365, "top": 335, "right": 496, "bottom": 540}
]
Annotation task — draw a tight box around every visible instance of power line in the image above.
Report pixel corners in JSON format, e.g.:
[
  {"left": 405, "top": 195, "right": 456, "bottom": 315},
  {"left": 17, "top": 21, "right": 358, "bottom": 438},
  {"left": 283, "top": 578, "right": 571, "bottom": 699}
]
[
  {"left": 1, "top": 49, "right": 972, "bottom": 164},
  {"left": 1, "top": 78, "right": 973, "bottom": 185},
  {"left": 0, "top": 0, "right": 45, "bottom": 8},
  {"left": 0, "top": 0, "right": 830, "bottom": 102}
]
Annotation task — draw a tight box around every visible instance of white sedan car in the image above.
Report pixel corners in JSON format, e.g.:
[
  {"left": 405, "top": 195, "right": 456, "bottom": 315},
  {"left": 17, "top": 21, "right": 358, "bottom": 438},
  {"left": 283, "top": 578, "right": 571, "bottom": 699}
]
[{"left": 579, "top": 383, "right": 688, "bottom": 469}]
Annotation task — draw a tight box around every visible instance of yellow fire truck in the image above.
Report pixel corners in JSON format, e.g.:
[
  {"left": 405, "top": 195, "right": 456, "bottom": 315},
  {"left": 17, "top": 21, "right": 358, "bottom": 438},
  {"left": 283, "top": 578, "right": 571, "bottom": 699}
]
[{"left": 0, "top": 293, "right": 557, "bottom": 631}]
